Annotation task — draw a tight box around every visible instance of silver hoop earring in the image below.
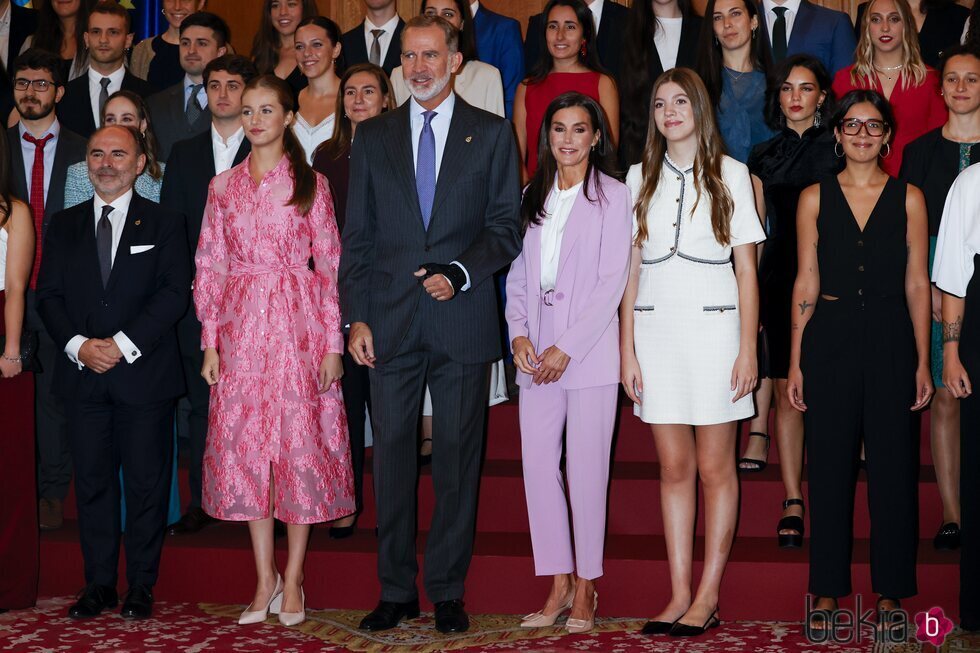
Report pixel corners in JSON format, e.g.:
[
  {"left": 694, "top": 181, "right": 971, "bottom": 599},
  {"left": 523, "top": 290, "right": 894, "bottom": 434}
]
[
  {"left": 880, "top": 143, "right": 891, "bottom": 158},
  {"left": 834, "top": 141, "right": 844, "bottom": 158}
]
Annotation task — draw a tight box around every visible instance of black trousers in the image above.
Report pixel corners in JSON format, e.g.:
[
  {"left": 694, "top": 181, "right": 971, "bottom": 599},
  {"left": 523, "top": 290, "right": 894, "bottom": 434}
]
[
  {"left": 65, "top": 381, "right": 174, "bottom": 589},
  {"left": 176, "top": 310, "right": 209, "bottom": 510},
  {"left": 26, "top": 292, "right": 71, "bottom": 501},
  {"left": 958, "top": 273, "right": 980, "bottom": 631},
  {"left": 802, "top": 297, "right": 918, "bottom": 598},
  {"left": 341, "top": 336, "right": 369, "bottom": 514},
  {"left": 368, "top": 305, "right": 490, "bottom": 603}
]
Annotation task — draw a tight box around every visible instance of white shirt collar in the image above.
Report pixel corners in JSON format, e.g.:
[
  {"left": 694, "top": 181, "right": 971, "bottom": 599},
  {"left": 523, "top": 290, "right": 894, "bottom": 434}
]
[
  {"left": 365, "top": 13, "right": 400, "bottom": 34},
  {"left": 763, "top": 0, "right": 802, "bottom": 18},
  {"left": 212, "top": 124, "right": 245, "bottom": 148},
  {"left": 588, "top": 0, "right": 605, "bottom": 31},
  {"left": 19, "top": 117, "right": 61, "bottom": 141},
  {"left": 94, "top": 187, "right": 134, "bottom": 215},
  {"left": 470, "top": 1, "right": 480, "bottom": 17},
  {"left": 0, "top": 3, "right": 11, "bottom": 28},
  {"left": 409, "top": 90, "right": 456, "bottom": 120},
  {"left": 88, "top": 65, "right": 126, "bottom": 87}
]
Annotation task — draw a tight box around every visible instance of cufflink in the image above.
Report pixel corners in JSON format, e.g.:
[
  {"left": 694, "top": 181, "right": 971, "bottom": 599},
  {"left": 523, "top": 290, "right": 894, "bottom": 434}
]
[{"left": 131, "top": 351, "right": 137, "bottom": 356}]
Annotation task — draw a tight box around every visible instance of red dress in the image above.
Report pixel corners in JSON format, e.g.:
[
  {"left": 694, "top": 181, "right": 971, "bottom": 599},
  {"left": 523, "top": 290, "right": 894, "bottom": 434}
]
[
  {"left": 831, "top": 66, "right": 946, "bottom": 177},
  {"left": 0, "top": 290, "right": 38, "bottom": 609},
  {"left": 524, "top": 71, "right": 602, "bottom": 177}
]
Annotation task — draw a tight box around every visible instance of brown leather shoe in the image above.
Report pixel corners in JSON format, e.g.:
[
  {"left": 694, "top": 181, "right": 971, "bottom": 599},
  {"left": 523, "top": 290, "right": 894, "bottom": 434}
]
[
  {"left": 166, "top": 507, "right": 215, "bottom": 535},
  {"left": 39, "top": 498, "right": 63, "bottom": 531}
]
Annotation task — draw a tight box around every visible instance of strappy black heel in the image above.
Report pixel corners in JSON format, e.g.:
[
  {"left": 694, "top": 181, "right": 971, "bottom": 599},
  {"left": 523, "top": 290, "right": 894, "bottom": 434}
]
[
  {"left": 777, "top": 498, "right": 805, "bottom": 548},
  {"left": 737, "top": 431, "right": 770, "bottom": 472}
]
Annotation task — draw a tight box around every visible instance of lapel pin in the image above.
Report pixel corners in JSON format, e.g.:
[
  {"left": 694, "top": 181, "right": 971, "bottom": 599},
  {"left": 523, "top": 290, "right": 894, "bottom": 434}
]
[
  {"left": 134, "top": 219, "right": 141, "bottom": 226},
  {"left": 465, "top": 136, "right": 473, "bottom": 143}
]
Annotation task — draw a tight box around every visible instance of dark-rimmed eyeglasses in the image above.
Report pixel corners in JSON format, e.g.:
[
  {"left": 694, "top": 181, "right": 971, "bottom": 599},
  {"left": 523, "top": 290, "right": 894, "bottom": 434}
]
[
  {"left": 839, "top": 118, "right": 887, "bottom": 137},
  {"left": 13, "top": 78, "right": 56, "bottom": 92}
]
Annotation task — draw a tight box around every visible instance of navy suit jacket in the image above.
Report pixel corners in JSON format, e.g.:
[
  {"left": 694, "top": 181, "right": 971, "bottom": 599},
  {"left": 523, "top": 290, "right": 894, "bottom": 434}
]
[
  {"left": 341, "top": 19, "right": 405, "bottom": 77},
  {"left": 57, "top": 72, "right": 157, "bottom": 139},
  {"left": 36, "top": 193, "right": 190, "bottom": 404},
  {"left": 758, "top": 0, "right": 856, "bottom": 76},
  {"left": 472, "top": 4, "right": 525, "bottom": 119},
  {"left": 524, "top": 1, "right": 628, "bottom": 81}
]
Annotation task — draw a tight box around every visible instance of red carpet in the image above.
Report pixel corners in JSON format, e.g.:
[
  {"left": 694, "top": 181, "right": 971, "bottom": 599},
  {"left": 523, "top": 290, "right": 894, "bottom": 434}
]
[{"left": 4, "top": 597, "right": 979, "bottom": 651}]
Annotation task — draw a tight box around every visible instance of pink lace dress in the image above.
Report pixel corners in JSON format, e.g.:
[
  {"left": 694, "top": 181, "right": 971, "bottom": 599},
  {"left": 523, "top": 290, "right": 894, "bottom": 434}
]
[{"left": 194, "top": 154, "right": 355, "bottom": 524}]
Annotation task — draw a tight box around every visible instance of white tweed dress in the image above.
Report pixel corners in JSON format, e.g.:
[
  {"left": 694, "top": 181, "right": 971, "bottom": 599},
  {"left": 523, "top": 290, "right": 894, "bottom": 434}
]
[{"left": 626, "top": 155, "right": 766, "bottom": 425}]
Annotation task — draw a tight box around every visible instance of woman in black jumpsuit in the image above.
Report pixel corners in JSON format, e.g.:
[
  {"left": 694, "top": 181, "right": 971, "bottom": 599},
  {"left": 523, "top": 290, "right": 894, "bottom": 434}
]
[{"left": 787, "top": 89, "right": 933, "bottom": 624}]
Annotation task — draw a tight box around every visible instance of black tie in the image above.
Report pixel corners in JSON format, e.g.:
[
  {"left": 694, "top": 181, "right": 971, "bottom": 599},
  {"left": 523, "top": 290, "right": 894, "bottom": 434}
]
[
  {"left": 772, "top": 7, "right": 788, "bottom": 63},
  {"left": 97, "top": 205, "right": 113, "bottom": 287}
]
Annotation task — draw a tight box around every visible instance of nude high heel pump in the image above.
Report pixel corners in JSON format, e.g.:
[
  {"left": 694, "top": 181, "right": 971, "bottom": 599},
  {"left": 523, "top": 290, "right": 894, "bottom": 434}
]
[
  {"left": 520, "top": 587, "right": 575, "bottom": 628},
  {"left": 565, "top": 591, "right": 598, "bottom": 634},
  {"left": 278, "top": 588, "right": 306, "bottom": 626},
  {"left": 238, "top": 575, "right": 283, "bottom": 625}
]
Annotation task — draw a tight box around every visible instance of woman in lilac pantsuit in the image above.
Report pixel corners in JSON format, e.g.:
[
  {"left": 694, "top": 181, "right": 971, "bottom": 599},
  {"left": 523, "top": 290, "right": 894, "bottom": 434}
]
[
  {"left": 506, "top": 92, "right": 632, "bottom": 634},
  {"left": 194, "top": 75, "right": 355, "bottom": 627}
]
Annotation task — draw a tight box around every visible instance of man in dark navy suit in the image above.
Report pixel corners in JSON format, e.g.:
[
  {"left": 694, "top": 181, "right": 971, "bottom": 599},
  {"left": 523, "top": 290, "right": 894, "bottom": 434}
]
[
  {"left": 757, "top": 0, "right": 856, "bottom": 75},
  {"left": 37, "top": 125, "right": 190, "bottom": 621},
  {"left": 341, "top": 0, "right": 405, "bottom": 77},
  {"left": 470, "top": 1, "right": 524, "bottom": 119}
]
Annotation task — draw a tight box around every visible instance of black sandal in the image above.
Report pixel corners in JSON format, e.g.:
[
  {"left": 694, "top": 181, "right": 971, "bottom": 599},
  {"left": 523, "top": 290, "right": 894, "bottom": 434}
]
[
  {"left": 777, "top": 498, "right": 805, "bottom": 548},
  {"left": 738, "top": 432, "right": 770, "bottom": 472}
]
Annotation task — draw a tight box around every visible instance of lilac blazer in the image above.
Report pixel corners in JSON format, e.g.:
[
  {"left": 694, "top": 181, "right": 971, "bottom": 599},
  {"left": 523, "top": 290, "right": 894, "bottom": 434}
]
[{"left": 505, "top": 172, "right": 633, "bottom": 390}]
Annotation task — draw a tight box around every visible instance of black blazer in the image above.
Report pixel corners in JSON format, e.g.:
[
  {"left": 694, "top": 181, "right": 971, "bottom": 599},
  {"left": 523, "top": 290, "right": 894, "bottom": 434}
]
[
  {"left": 523, "top": 1, "right": 628, "bottom": 80},
  {"left": 339, "top": 98, "right": 522, "bottom": 364},
  {"left": 146, "top": 82, "right": 213, "bottom": 162},
  {"left": 160, "top": 128, "right": 250, "bottom": 257},
  {"left": 900, "top": 127, "right": 980, "bottom": 236},
  {"left": 36, "top": 193, "right": 190, "bottom": 403},
  {"left": 6, "top": 123, "right": 87, "bottom": 238},
  {"left": 341, "top": 18, "right": 405, "bottom": 77},
  {"left": 57, "top": 71, "right": 157, "bottom": 139}
]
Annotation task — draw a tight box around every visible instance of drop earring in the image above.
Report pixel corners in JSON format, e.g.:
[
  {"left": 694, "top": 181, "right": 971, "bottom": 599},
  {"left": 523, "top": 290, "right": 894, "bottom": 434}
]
[{"left": 813, "top": 105, "right": 822, "bottom": 128}]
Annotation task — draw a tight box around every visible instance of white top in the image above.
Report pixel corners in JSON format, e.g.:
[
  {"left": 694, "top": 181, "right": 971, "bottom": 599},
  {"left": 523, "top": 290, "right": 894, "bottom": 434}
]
[
  {"left": 18, "top": 120, "right": 61, "bottom": 206},
  {"left": 0, "top": 1, "right": 10, "bottom": 70},
  {"left": 654, "top": 17, "right": 684, "bottom": 72},
  {"left": 540, "top": 179, "right": 583, "bottom": 291},
  {"left": 589, "top": 0, "right": 605, "bottom": 33},
  {"left": 0, "top": 225, "right": 7, "bottom": 292},
  {"left": 470, "top": 1, "right": 480, "bottom": 17},
  {"left": 291, "top": 112, "right": 336, "bottom": 164},
  {"left": 626, "top": 155, "right": 765, "bottom": 262},
  {"left": 64, "top": 188, "right": 142, "bottom": 368},
  {"left": 933, "top": 162, "right": 980, "bottom": 297},
  {"left": 87, "top": 65, "right": 126, "bottom": 128},
  {"left": 762, "top": 0, "right": 802, "bottom": 44},
  {"left": 391, "top": 60, "right": 504, "bottom": 117},
  {"left": 364, "top": 13, "right": 400, "bottom": 66},
  {"left": 212, "top": 125, "right": 246, "bottom": 175}
]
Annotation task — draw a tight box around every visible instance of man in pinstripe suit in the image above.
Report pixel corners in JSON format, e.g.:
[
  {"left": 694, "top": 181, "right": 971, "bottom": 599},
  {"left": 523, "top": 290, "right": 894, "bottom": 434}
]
[{"left": 339, "top": 15, "right": 521, "bottom": 634}]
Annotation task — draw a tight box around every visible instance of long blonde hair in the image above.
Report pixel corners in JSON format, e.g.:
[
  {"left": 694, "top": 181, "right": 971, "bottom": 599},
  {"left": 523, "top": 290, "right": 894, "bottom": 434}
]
[
  {"left": 851, "top": 0, "right": 928, "bottom": 89},
  {"left": 634, "top": 68, "right": 733, "bottom": 247}
]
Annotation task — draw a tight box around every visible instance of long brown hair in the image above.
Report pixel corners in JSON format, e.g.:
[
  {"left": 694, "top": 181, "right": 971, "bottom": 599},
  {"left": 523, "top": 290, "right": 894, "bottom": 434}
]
[
  {"left": 0, "top": 128, "right": 13, "bottom": 228},
  {"left": 101, "top": 90, "right": 163, "bottom": 181},
  {"left": 316, "top": 63, "right": 395, "bottom": 162},
  {"left": 33, "top": 0, "right": 95, "bottom": 75},
  {"left": 250, "top": 0, "right": 320, "bottom": 74},
  {"left": 852, "top": 0, "right": 928, "bottom": 89},
  {"left": 634, "top": 68, "right": 733, "bottom": 247},
  {"left": 243, "top": 75, "right": 316, "bottom": 215}
]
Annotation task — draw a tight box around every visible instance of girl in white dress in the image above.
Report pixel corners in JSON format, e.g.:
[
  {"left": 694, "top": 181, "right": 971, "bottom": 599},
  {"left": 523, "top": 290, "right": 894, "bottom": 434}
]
[{"left": 619, "top": 67, "right": 765, "bottom": 637}]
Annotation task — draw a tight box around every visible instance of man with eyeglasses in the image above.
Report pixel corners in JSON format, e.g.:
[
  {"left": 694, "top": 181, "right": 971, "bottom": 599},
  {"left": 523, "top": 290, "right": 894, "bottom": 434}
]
[{"left": 6, "top": 48, "right": 87, "bottom": 532}]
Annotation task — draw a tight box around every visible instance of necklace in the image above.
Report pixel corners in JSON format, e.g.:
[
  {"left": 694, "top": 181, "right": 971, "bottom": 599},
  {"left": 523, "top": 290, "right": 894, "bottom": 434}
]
[
  {"left": 873, "top": 63, "right": 903, "bottom": 81},
  {"left": 724, "top": 66, "right": 748, "bottom": 83}
]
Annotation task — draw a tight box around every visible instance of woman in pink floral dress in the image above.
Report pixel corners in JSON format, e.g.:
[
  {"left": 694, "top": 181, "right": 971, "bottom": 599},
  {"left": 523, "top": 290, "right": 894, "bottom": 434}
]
[{"left": 194, "top": 75, "right": 355, "bottom": 627}]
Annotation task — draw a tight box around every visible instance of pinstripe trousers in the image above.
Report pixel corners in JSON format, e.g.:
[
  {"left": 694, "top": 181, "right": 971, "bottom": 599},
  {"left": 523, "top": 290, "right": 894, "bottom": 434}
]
[{"left": 368, "top": 301, "right": 490, "bottom": 603}]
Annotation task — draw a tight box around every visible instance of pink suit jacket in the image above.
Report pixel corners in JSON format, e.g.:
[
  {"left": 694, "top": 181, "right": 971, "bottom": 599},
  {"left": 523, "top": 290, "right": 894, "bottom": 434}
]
[{"left": 505, "top": 172, "right": 633, "bottom": 390}]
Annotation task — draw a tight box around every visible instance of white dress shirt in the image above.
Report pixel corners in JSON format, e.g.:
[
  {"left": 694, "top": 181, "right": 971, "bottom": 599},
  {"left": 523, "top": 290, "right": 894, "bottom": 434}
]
[
  {"left": 762, "top": 0, "right": 802, "bottom": 45},
  {"left": 934, "top": 163, "right": 980, "bottom": 297},
  {"left": 182, "top": 74, "right": 209, "bottom": 111},
  {"left": 212, "top": 125, "right": 245, "bottom": 175},
  {"left": 364, "top": 13, "right": 400, "bottom": 66},
  {"left": 470, "top": 1, "right": 480, "bottom": 18},
  {"left": 588, "top": 0, "right": 605, "bottom": 33},
  {"left": 0, "top": 2, "right": 11, "bottom": 70},
  {"left": 540, "top": 179, "right": 582, "bottom": 291},
  {"left": 18, "top": 119, "right": 61, "bottom": 206},
  {"left": 64, "top": 188, "right": 143, "bottom": 368},
  {"left": 654, "top": 16, "right": 684, "bottom": 71},
  {"left": 87, "top": 65, "right": 126, "bottom": 128}
]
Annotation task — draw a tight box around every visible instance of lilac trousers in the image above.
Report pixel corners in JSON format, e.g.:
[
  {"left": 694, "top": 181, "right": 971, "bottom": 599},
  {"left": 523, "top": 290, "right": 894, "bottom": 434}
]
[{"left": 518, "top": 301, "right": 618, "bottom": 580}]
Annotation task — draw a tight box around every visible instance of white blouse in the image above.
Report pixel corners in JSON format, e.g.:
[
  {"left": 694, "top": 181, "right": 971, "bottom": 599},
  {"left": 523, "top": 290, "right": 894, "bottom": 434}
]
[
  {"left": 292, "top": 112, "right": 336, "bottom": 164},
  {"left": 540, "top": 179, "right": 583, "bottom": 291},
  {"left": 391, "top": 60, "right": 505, "bottom": 117},
  {"left": 626, "top": 154, "right": 765, "bottom": 263},
  {"left": 933, "top": 162, "right": 980, "bottom": 297}
]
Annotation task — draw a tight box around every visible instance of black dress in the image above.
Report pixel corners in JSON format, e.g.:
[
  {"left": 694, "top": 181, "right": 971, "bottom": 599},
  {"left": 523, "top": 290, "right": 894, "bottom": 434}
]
[
  {"left": 802, "top": 176, "right": 918, "bottom": 598},
  {"left": 855, "top": 1, "right": 969, "bottom": 68},
  {"left": 748, "top": 125, "right": 842, "bottom": 378}
]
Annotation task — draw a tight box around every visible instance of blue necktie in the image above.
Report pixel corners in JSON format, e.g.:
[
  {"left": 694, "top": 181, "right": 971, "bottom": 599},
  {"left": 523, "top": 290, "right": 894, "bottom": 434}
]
[{"left": 417, "top": 110, "right": 437, "bottom": 230}]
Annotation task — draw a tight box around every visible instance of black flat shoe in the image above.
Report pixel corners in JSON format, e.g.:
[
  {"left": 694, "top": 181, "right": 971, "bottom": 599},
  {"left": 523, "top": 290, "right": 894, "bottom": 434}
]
[
  {"left": 329, "top": 525, "right": 355, "bottom": 539},
  {"left": 434, "top": 599, "right": 469, "bottom": 633},
  {"left": 934, "top": 522, "right": 961, "bottom": 550},
  {"left": 68, "top": 584, "right": 118, "bottom": 619},
  {"left": 641, "top": 619, "right": 678, "bottom": 635},
  {"left": 359, "top": 599, "right": 421, "bottom": 631},
  {"left": 669, "top": 609, "right": 720, "bottom": 637},
  {"left": 737, "top": 432, "right": 770, "bottom": 472},
  {"left": 166, "top": 507, "right": 215, "bottom": 536},
  {"left": 778, "top": 498, "right": 805, "bottom": 548},
  {"left": 120, "top": 584, "right": 153, "bottom": 620}
]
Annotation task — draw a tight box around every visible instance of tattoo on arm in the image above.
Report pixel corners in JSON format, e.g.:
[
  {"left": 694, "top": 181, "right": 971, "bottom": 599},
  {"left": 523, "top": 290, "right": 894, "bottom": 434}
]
[
  {"left": 799, "top": 299, "right": 813, "bottom": 315},
  {"left": 943, "top": 316, "right": 963, "bottom": 343}
]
